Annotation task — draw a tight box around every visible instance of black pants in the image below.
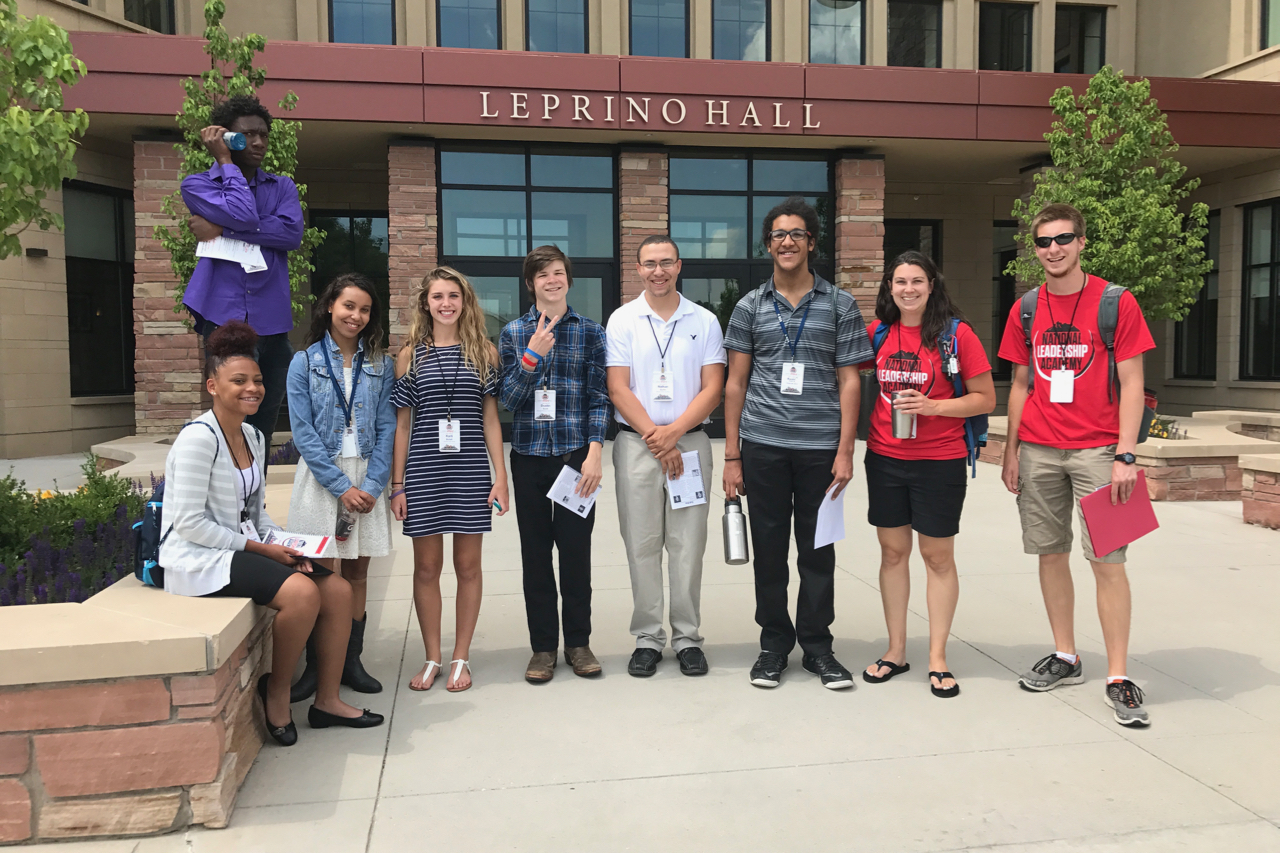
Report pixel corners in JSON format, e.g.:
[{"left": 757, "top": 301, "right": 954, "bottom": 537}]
[
  {"left": 510, "top": 446, "right": 595, "bottom": 652},
  {"left": 202, "top": 324, "right": 292, "bottom": 454},
  {"left": 741, "top": 439, "right": 838, "bottom": 657}
]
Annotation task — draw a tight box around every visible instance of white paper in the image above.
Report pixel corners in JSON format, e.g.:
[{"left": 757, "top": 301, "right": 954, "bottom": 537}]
[
  {"left": 667, "top": 451, "right": 707, "bottom": 510},
  {"left": 545, "top": 464, "right": 601, "bottom": 519},
  {"left": 196, "top": 236, "right": 268, "bottom": 273},
  {"left": 263, "top": 530, "right": 332, "bottom": 558},
  {"left": 813, "top": 487, "right": 846, "bottom": 549}
]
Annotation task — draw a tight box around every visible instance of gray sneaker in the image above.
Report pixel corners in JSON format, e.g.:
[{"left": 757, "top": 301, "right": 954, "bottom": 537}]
[
  {"left": 1018, "top": 654, "right": 1084, "bottom": 692},
  {"left": 1105, "top": 679, "right": 1150, "bottom": 727}
]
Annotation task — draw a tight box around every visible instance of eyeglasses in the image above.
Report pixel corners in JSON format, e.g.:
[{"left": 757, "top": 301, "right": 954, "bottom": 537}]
[
  {"left": 640, "top": 259, "right": 678, "bottom": 271},
  {"left": 1033, "top": 232, "right": 1079, "bottom": 249},
  {"left": 768, "top": 229, "right": 812, "bottom": 244}
]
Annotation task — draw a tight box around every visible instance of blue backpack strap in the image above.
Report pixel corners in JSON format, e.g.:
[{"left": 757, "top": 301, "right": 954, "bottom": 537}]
[
  {"left": 940, "top": 318, "right": 982, "bottom": 479},
  {"left": 872, "top": 321, "right": 891, "bottom": 354}
]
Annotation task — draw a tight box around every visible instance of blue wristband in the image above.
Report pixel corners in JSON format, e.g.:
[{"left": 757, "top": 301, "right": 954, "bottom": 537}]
[{"left": 523, "top": 348, "right": 542, "bottom": 364}]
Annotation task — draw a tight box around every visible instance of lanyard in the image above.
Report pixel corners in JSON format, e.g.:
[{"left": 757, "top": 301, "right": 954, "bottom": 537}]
[
  {"left": 321, "top": 344, "right": 364, "bottom": 429},
  {"left": 772, "top": 294, "right": 813, "bottom": 361},
  {"left": 214, "top": 414, "right": 254, "bottom": 523},
  {"left": 432, "top": 344, "right": 463, "bottom": 421},
  {"left": 1044, "top": 274, "right": 1088, "bottom": 330},
  {"left": 645, "top": 316, "right": 679, "bottom": 371},
  {"left": 896, "top": 323, "right": 926, "bottom": 365}
]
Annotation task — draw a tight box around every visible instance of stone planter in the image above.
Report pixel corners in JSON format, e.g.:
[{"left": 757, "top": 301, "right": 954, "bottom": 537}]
[
  {"left": 1241, "top": 455, "right": 1280, "bottom": 529},
  {"left": 0, "top": 578, "right": 271, "bottom": 844}
]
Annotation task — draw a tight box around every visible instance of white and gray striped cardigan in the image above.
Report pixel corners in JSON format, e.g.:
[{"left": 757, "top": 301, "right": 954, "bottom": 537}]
[{"left": 158, "top": 410, "right": 280, "bottom": 597}]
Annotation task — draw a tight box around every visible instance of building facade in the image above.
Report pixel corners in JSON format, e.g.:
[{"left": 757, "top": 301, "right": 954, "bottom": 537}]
[{"left": 4, "top": 0, "right": 1280, "bottom": 455}]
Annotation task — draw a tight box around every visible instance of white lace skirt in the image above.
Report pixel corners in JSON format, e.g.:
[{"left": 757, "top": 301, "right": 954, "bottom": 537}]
[{"left": 288, "top": 456, "right": 393, "bottom": 559}]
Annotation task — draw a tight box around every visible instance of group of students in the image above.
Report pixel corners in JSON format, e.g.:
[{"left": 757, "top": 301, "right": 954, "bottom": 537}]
[{"left": 155, "top": 95, "right": 1155, "bottom": 749}]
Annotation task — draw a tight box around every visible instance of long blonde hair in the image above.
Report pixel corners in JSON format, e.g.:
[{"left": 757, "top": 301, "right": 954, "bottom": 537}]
[{"left": 405, "top": 266, "right": 494, "bottom": 380}]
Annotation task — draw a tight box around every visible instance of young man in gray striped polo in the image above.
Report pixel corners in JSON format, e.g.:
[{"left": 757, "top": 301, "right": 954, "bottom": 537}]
[{"left": 723, "top": 196, "right": 873, "bottom": 690}]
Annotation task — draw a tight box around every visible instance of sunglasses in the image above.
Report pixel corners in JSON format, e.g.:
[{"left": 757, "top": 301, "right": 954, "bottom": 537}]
[{"left": 1033, "top": 232, "right": 1079, "bottom": 249}]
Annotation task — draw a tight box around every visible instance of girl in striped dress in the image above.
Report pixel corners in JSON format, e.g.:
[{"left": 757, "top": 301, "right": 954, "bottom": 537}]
[{"left": 391, "top": 267, "right": 509, "bottom": 693}]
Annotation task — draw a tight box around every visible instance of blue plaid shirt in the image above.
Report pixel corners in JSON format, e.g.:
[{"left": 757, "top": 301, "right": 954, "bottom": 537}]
[{"left": 499, "top": 306, "right": 610, "bottom": 456}]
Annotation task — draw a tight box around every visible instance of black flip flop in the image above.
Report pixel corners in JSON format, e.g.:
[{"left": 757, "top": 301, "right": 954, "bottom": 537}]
[
  {"left": 929, "top": 670, "right": 960, "bottom": 698},
  {"left": 862, "top": 659, "right": 910, "bottom": 684}
]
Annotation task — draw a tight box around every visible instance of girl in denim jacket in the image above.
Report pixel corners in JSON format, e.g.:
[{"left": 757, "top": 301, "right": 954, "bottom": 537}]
[{"left": 286, "top": 273, "right": 395, "bottom": 699}]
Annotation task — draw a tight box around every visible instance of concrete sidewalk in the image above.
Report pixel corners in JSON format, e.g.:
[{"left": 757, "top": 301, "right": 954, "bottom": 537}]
[{"left": 18, "top": 442, "right": 1280, "bottom": 852}]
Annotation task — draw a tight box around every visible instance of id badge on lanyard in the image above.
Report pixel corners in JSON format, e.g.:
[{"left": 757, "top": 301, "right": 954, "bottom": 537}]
[
  {"left": 322, "top": 346, "right": 363, "bottom": 455},
  {"left": 438, "top": 418, "right": 461, "bottom": 452},
  {"left": 651, "top": 368, "right": 674, "bottom": 402},
  {"left": 535, "top": 389, "right": 557, "bottom": 421},
  {"left": 1049, "top": 369, "right": 1075, "bottom": 404},
  {"left": 781, "top": 363, "right": 805, "bottom": 395},
  {"left": 240, "top": 519, "right": 262, "bottom": 542},
  {"left": 774, "top": 296, "right": 812, "bottom": 397}
]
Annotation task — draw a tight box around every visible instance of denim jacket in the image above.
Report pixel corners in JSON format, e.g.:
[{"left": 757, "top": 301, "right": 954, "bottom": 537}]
[{"left": 287, "top": 333, "right": 395, "bottom": 499}]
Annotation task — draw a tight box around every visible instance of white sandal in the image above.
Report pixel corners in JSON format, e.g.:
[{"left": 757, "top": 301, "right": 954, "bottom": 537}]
[
  {"left": 409, "top": 660, "right": 441, "bottom": 691},
  {"left": 446, "top": 659, "right": 471, "bottom": 693}
]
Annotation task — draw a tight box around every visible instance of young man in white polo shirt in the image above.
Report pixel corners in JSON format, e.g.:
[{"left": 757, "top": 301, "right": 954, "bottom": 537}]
[{"left": 606, "top": 235, "right": 727, "bottom": 677}]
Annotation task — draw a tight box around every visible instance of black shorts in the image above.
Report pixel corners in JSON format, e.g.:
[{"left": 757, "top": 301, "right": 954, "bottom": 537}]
[
  {"left": 156, "top": 550, "right": 333, "bottom": 606},
  {"left": 864, "top": 449, "right": 968, "bottom": 538}
]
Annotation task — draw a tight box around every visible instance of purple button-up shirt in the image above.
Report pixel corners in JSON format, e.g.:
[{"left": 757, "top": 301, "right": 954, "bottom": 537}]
[{"left": 180, "top": 163, "right": 303, "bottom": 336}]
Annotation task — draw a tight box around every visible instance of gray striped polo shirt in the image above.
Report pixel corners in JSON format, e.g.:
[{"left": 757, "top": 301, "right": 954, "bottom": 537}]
[{"left": 725, "top": 273, "right": 873, "bottom": 450}]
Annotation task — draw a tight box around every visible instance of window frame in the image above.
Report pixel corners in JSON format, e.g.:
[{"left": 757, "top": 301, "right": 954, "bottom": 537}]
[
  {"left": 436, "top": 0, "right": 502, "bottom": 49},
  {"left": 808, "top": 0, "right": 866, "bottom": 66},
  {"left": 1241, "top": 199, "right": 1280, "bottom": 381},
  {"left": 328, "top": 0, "right": 397, "bottom": 44},
  {"left": 1265, "top": 0, "right": 1278, "bottom": 51},
  {"left": 525, "top": 0, "right": 589, "bottom": 53},
  {"left": 1053, "top": 3, "right": 1107, "bottom": 74},
  {"left": 978, "top": 1, "right": 1034, "bottom": 72},
  {"left": 124, "top": 0, "right": 177, "bottom": 35},
  {"left": 887, "top": 0, "right": 943, "bottom": 68},
  {"left": 712, "top": 0, "right": 772, "bottom": 62},
  {"left": 629, "top": 0, "right": 691, "bottom": 58}
]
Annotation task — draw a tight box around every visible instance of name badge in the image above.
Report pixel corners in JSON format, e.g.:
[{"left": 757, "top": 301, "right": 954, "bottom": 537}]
[
  {"left": 1049, "top": 369, "right": 1075, "bottom": 404},
  {"left": 535, "top": 389, "right": 557, "bottom": 421},
  {"left": 438, "top": 419, "right": 461, "bottom": 453},
  {"left": 340, "top": 424, "right": 359, "bottom": 458},
  {"left": 651, "top": 369, "right": 674, "bottom": 402},
  {"left": 781, "top": 362, "right": 805, "bottom": 395},
  {"left": 240, "top": 520, "right": 261, "bottom": 543},
  {"left": 948, "top": 356, "right": 959, "bottom": 376}
]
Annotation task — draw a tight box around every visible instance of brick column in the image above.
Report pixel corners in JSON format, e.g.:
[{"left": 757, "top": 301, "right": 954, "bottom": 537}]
[
  {"left": 387, "top": 140, "right": 437, "bottom": 352},
  {"left": 619, "top": 150, "right": 669, "bottom": 305},
  {"left": 133, "top": 139, "right": 204, "bottom": 436},
  {"left": 834, "top": 154, "right": 885, "bottom": 317}
]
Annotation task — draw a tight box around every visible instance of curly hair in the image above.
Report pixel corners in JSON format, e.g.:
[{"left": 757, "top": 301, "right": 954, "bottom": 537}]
[
  {"left": 760, "top": 196, "right": 820, "bottom": 249},
  {"left": 405, "top": 267, "right": 496, "bottom": 382},
  {"left": 209, "top": 94, "right": 273, "bottom": 130},
  {"left": 205, "top": 321, "right": 258, "bottom": 377}
]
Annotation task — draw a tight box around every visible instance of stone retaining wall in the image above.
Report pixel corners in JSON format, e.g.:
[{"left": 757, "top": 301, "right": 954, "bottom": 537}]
[
  {"left": 1142, "top": 457, "right": 1244, "bottom": 501},
  {"left": 0, "top": 611, "right": 271, "bottom": 844},
  {"left": 1242, "top": 459, "right": 1280, "bottom": 529}
]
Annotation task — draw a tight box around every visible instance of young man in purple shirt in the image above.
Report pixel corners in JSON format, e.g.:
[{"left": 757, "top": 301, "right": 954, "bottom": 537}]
[{"left": 181, "top": 94, "right": 304, "bottom": 451}]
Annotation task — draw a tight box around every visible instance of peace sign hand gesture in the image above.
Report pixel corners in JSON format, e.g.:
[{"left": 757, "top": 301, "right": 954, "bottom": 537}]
[{"left": 527, "top": 311, "right": 560, "bottom": 359}]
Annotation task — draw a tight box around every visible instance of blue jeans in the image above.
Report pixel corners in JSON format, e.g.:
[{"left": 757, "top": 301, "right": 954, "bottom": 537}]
[{"left": 202, "top": 323, "right": 292, "bottom": 458}]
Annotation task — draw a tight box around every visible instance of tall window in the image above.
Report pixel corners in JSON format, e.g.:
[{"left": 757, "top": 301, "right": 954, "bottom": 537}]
[
  {"left": 527, "top": 0, "right": 587, "bottom": 53},
  {"left": 310, "top": 212, "right": 391, "bottom": 345},
  {"left": 810, "top": 0, "right": 864, "bottom": 65},
  {"left": 887, "top": 0, "right": 941, "bottom": 67},
  {"left": 979, "top": 2, "right": 1033, "bottom": 71},
  {"left": 1242, "top": 200, "right": 1280, "bottom": 380},
  {"left": 331, "top": 0, "right": 394, "bottom": 44},
  {"left": 631, "top": 0, "right": 688, "bottom": 57},
  {"left": 124, "top": 0, "right": 175, "bottom": 34},
  {"left": 991, "top": 221, "right": 1019, "bottom": 379},
  {"left": 1175, "top": 211, "right": 1219, "bottom": 380},
  {"left": 1265, "top": 0, "right": 1280, "bottom": 50},
  {"left": 438, "top": 0, "right": 500, "bottom": 49},
  {"left": 669, "top": 154, "right": 833, "bottom": 325},
  {"left": 63, "top": 184, "right": 135, "bottom": 397},
  {"left": 438, "top": 145, "right": 617, "bottom": 341},
  {"left": 1055, "top": 4, "right": 1105, "bottom": 73},
  {"left": 713, "top": 0, "right": 769, "bottom": 61},
  {"left": 884, "top": 219, "right": 940, "bottom": 265}
]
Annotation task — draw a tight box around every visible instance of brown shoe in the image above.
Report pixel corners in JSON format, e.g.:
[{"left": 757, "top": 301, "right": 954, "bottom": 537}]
[
  {"left": 565, "top": 646, "right": 602, "bottom": 677},
  {"left": 525, "top": 651, "right": 557, "bottom": 684}
]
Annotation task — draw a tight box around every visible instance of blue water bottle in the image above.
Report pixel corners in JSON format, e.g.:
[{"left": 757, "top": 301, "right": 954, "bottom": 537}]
[{"left": 222, "top": 131, "right": 247, "bottom": 151}]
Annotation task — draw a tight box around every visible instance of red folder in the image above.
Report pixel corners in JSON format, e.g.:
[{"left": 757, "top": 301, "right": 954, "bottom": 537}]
[{"left": 1079, "top": 470, "right": 1159, "bottom": 557}]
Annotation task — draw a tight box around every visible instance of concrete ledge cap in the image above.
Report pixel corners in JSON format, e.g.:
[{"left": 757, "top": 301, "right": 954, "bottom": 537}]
[{"left": 1240, "top": 454, "right": 1280, "bottom": 474}]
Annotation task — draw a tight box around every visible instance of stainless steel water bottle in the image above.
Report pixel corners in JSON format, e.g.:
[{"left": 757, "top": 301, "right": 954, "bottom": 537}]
[
  {"left": 335, "top": 504, "right": 355, "bottom": 542},
  {"left": 723, "top": 498, "right": 750, "bottom": 565},
  {"left": 891, "top": 390, "right": 916, "bottom": 439},
  {"left": 222, "top": 131, "right": 247, "bottom": 151}
]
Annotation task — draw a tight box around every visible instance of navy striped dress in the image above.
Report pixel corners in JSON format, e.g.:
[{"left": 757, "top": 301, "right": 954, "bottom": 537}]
[{"left": 391, "top": 344, "right": 497, "bottom": 536}]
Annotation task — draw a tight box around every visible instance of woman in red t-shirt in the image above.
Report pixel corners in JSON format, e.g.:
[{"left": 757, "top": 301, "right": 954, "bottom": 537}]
[{"left": 860, "top": 251, "right": 996, "bottom": 698}]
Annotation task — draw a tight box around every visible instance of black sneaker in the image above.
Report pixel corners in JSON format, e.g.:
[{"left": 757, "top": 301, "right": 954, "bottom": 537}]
[
  {"left": 802, "top": 653, "right": 855, "bottom": 690},
  {"left": 1018, "top": 654, "right": 1084, "bottom": 692},
  {"left": 627, "top": 648, "right": 662, "bottom": 678},
  {"left": 749, "top": 651, "right": 788, "bottom": 688},
  {"left": 676, "top": 647, "right": 709, "bottom": 676}
]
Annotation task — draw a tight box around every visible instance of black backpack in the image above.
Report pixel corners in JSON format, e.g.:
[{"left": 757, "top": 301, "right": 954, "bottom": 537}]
[
  {"left": 132, "top": 421, "right": 218, "bottom": 586},
  {"left": 1018, "top": 282, "right": 1155, "bottom": 443}
]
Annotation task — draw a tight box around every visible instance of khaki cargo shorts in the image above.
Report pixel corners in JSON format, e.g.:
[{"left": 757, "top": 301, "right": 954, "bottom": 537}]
[{"left": 1016, "top": 442, "right": 1127, "bottom": 564}]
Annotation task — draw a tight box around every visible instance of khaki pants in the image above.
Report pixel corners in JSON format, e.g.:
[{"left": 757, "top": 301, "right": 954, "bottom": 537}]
[
  {"left": 1017, "top": 442, "right": 1127, "bottom": 564},
  {"left": 613, "top": 429, "right": 713, "bottom": 651}
]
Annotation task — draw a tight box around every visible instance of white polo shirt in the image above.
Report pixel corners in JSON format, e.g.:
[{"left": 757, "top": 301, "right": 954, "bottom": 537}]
[{"left": 605, "top": 291, "right": 727, "bottom": 427}]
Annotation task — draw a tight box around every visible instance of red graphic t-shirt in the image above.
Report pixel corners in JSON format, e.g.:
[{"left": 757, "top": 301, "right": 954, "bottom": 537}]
[
  {"left": 997, "top": 275, "right": 1155, "bottom": 449},
  {"left": 862, "top": 319, "right": 992, "bottom": 461}
]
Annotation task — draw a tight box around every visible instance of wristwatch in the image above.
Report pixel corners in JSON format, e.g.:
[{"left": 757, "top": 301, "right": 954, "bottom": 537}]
[{"left": 1114, "top": 453, "right": 1136, "bottom": 465}]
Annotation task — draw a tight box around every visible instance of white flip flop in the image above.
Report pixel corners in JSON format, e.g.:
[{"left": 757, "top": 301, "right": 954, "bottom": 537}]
[
  {"left": 446, "top": 659, "right": 471, "bottom": 693},
  {"left": 409, "top": 660, "right": 441, "bottom": 691}
]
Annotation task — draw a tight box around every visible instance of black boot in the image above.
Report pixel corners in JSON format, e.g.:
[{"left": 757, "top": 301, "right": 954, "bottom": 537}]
[
  {"left": 342, "top": 615, "right": 383, "bottom": 694},
  {"left": 290, "top": 633, "right": 319, "bottom": 703}
]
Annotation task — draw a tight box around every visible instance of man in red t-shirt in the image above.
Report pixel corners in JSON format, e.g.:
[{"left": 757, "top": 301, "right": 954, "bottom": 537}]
[{"left": 997, "top": 203, "right": 1155, "bottom": 728}]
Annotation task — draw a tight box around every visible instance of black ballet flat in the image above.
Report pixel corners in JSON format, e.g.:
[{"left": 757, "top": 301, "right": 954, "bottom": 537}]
[
  {"left": 307, "top": 704, "right": 385, "bottom": 729},
  {"left": 257, "top": 673, "right": 299, "bottom": 746}
]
